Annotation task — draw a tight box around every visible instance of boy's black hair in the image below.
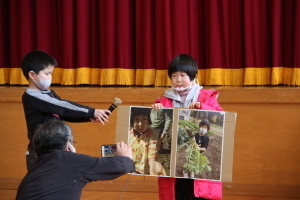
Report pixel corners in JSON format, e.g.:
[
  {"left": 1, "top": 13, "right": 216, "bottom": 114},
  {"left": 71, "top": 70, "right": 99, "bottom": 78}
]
[
  {"left": 33, "top": 120, "right": 72, "bottom": 157},
  {"left": 167, "top": 54, "right": 198, "bottom": 81},
  {"left": 130, "top": 107, "right": 151, "bottom": 127},
  {"left": 21, "top": 50, "right": 57, "bottom": 79},
  {"left": 199, "top": 119, "right": 210, "bottom": 130}
]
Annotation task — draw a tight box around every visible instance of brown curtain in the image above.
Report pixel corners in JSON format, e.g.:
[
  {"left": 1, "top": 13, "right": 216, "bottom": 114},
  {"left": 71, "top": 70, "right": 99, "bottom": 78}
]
[{"left": 0, "top": 0, "right": 299, "bottom": 86}]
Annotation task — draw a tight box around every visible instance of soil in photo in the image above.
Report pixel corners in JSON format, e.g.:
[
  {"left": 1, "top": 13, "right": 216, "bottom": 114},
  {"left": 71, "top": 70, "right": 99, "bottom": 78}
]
[{"left": 175, "top": 133, "right": 222, "bottom": 180}]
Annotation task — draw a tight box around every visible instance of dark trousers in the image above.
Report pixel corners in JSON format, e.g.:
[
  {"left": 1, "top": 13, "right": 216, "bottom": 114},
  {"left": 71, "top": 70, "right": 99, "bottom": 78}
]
[{"left": 175, "top": 179, "right": 210, "bottom": 200}]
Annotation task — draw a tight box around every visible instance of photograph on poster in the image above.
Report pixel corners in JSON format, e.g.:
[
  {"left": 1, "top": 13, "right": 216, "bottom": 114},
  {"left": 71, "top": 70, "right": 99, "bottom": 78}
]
[
  {"left": 128, "top": 106, "right": 173, "bottom": 176},
  {"left": 117, "top": 105, "right": 236, "bottom": 181},
  {"left": 175, "top": 109, "right": 225, "bottom": 180}
]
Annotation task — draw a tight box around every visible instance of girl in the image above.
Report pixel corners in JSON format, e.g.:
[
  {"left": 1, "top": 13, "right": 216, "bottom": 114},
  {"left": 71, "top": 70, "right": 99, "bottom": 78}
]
[{"left": 152, "top": 54, "right": 223, "bottom": 200}]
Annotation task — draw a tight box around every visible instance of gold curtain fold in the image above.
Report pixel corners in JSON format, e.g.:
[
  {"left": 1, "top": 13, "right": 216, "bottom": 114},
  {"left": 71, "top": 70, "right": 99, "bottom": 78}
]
[{"left": 2, "top": 67, "right": 299, "bottom": 86}]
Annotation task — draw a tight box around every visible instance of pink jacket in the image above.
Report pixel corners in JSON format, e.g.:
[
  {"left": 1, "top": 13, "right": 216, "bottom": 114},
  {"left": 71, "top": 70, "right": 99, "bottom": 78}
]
[
  {"left": 155, "top": 89, "right": 223, "bottom": 111},
  {"left": 157, "top": 89, "right": 223, "bottom": 200}
]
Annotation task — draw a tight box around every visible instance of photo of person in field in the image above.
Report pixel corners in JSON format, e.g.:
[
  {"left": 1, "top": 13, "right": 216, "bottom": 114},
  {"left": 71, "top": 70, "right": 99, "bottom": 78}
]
[{"left": 176, "top": 109, "right": 224, "bottom": 180}]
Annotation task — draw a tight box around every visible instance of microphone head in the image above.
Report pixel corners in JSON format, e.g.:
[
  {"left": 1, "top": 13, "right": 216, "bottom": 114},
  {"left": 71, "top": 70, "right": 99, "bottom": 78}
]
[{"left": 112, "top": 98, "right": 122, "bottom": 107}]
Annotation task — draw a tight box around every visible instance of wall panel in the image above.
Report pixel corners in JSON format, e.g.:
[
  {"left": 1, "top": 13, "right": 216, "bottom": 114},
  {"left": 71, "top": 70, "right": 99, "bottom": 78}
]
[{"left": 0, "top": 86, "right": 299, "bottom": 198}]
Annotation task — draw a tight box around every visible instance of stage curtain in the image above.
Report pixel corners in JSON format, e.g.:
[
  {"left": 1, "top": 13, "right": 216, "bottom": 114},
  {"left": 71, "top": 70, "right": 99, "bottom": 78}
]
[{"left": 0, "top": 0, "right": 299, "bottom": 86}]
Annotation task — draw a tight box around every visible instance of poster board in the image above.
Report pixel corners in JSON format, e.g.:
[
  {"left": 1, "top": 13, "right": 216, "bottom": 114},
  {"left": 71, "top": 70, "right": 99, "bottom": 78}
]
[{"left": 116, "top": 105, "right": 237, "bottom": 182}]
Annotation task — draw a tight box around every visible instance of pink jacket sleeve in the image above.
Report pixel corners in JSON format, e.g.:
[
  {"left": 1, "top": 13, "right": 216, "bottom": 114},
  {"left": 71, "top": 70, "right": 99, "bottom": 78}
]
[
  {"left": 155, "top": 96, "right": 173, "bottom": 107},
  {"left": 198, "top": 89, "right": 223, "bottom": 111}
]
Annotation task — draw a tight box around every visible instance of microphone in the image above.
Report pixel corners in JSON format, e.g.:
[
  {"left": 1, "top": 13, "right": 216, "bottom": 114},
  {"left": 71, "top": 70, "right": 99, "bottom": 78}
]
[{"left": 107, "top": 98, "right": 122, "bottom": 115}]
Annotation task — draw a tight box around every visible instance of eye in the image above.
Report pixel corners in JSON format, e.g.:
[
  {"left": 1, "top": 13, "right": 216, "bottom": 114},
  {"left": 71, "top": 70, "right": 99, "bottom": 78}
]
[{"left": 44, "top": 71, "right": 53, "bottom": 76}]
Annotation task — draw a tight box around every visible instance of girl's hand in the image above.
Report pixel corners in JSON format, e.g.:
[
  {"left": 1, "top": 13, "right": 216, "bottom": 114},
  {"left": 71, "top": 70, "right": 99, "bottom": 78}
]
[
  {"left": 151, "top": 103, "right": 164, "bottom": 110},
  {"left": 189, "top": 102, "right": 201, "bottom": 109}
]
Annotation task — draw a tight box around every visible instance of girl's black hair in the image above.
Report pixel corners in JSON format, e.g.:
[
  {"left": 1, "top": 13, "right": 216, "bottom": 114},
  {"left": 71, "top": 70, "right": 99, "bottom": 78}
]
[
  {"left": 167, "top": 54, "right": 198, "bottom": 81},
  {"left": 130, "top": 107, "right": 151, "bottom": 127}
]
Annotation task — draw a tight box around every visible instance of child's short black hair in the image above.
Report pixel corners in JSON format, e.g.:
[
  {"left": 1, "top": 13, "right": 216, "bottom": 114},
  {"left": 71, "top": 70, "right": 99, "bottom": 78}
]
[
  {"left": 199, "top": 119, "right": 210, "bottom": 130},
  {"left": 167, "top": 54, "right": 198, "bottom": 81},
  {"left": 21, "top": 50, "right": 57, "bottom": 79},
  {"left": 130, "top": 107, "right": 151, "bottom": 127}
]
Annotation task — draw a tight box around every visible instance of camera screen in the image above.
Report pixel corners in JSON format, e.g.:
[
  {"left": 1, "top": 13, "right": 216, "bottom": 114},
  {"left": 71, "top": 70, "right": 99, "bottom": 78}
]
[{"left": 101, "top": 144, "right": 117, "bottom": 157}]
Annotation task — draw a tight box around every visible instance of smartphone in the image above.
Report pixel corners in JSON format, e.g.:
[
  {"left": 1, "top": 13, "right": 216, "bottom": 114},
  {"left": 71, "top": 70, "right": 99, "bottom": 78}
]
[{"left": 101, "top": 144, "right": 117, "bottom": 157}]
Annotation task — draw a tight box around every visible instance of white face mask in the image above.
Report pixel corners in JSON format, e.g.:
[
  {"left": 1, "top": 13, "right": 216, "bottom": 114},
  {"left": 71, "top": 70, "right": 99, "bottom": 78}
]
[
  {"left": 31, "top": 71, "right": 51, "bottom": 90},
  {"left": 199, "top": 128, "right": 207, "bottom": 134},
  {"left": 171, "top": 81, "right": 194, "bottom": 92}
]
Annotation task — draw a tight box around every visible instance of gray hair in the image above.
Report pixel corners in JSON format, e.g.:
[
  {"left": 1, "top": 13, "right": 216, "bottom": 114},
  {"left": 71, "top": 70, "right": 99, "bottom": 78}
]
[{"left": 33, "top": 120, "right": 73, "bottom": 157}]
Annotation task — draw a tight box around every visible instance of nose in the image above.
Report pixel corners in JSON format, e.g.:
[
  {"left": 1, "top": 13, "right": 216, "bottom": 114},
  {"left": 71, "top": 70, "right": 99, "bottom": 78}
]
[{"left": 138, "top": 121, "right": 142, "bottom": 126}]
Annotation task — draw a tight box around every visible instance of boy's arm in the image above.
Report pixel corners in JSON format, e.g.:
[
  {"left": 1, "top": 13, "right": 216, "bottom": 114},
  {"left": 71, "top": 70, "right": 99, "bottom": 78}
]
[
  {"left": 52, "top": 90, "right": 111, "bottom": 123},
  {"left": 25, "top": 89, "right": 96, "bottom": 121}
]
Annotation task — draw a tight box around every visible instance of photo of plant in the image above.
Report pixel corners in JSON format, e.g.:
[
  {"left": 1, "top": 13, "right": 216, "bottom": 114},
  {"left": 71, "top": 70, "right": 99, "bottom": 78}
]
[
  {"left": 116, "top": 105, "right": 236, "bottom": 180},
  {"left": 175, "top": 109, "right": 224, "bottom": 180}
]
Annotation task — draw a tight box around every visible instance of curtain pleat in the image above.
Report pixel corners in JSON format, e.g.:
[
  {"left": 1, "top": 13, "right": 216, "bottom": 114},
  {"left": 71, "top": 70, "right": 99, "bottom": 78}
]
[{"left": 0, "top": 0, "right": 299, "bottom": 86}]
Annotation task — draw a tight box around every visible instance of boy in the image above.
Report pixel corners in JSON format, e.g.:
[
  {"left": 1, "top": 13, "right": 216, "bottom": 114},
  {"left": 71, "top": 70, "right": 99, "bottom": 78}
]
[
  {"left": 185, "top": 119, "right": 211, "bottom": 153},
  {"left": 21, "top": 50, "right": 111, "bottom": 170}
]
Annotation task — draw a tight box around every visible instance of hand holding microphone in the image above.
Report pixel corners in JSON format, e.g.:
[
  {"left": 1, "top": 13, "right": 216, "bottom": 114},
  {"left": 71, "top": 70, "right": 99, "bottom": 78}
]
[
  {"left": 91, "top": 98, "right": 122, "bottom": 125},
  {"left": 107, "top": 98, "right": 122, "bottom": 115}
]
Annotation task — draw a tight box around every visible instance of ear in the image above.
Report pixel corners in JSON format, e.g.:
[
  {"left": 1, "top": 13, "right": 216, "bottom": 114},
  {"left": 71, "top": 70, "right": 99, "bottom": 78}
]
[
  {"left": 28, "top": 71, "right": 36, "bottom": 81},
  {"left": 64, "top": 141, "right": 69, "bottom": 151},
  {"left": 66, "top": 141, "right": 76, "bottom": 153}
]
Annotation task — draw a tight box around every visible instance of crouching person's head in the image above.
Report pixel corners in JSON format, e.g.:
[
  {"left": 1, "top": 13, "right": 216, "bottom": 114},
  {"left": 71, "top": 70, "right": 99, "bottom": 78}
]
[{"left": 33, "top": 120, "right": 75, "bottom": 158}]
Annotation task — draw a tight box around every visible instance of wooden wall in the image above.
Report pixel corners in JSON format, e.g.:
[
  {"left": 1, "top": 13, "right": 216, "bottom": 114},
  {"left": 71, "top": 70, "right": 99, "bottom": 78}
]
[{"left": 0, "top": 86, "right": 300, "bottom": 199}]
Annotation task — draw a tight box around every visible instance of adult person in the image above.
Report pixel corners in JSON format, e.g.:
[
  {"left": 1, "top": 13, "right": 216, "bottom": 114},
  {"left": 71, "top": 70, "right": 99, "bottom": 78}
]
[{"left": 16, "top": 120, "right": 134, "bottom": 200}]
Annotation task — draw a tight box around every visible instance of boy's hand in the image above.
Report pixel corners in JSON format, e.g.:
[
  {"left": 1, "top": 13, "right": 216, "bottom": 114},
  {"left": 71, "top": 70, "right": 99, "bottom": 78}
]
[
  {"left": 189, "top": 102, "right": 201, "bottom": 109},
  {"left": 94, "top": 109, "right": 111, "bottom": 125},
  {"left": 151, "top": 103, "right": 164, "bottom": 110},
  {"left": 90, "top": 118, "right": 101, "bottom": 123},
  {"left": 116, "top": 142, "right": 132, "bottom": 159}
]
